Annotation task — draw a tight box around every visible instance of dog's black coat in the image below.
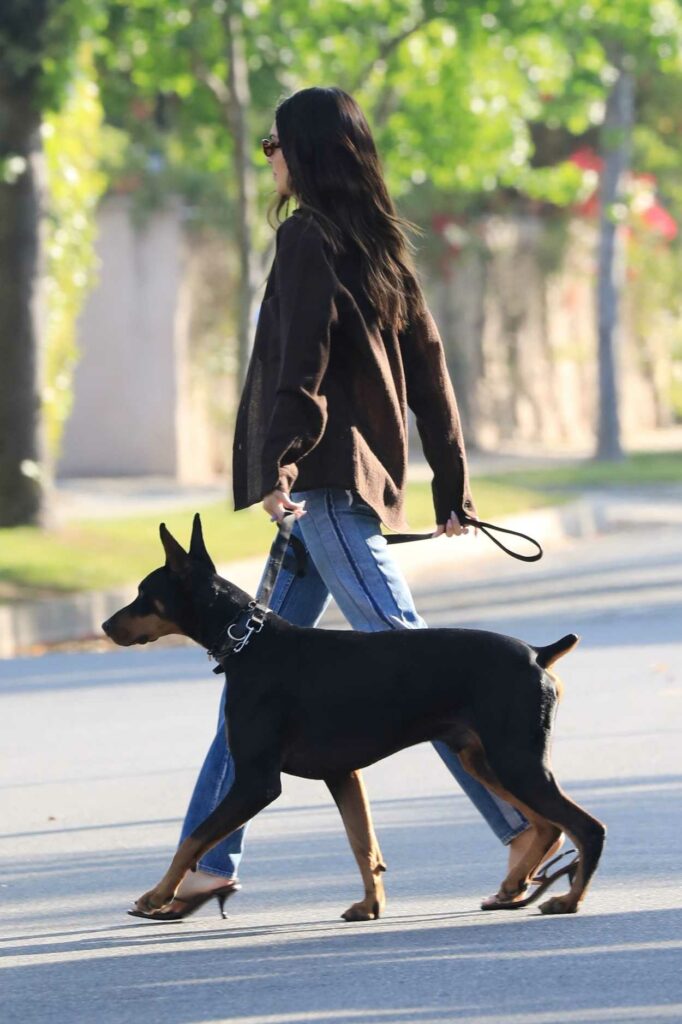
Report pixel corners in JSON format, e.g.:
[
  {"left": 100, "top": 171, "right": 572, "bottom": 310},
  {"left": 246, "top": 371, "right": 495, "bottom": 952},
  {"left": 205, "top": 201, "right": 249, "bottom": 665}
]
[{"left": 225, "top": 615, "right": 556, "bottom": 780}]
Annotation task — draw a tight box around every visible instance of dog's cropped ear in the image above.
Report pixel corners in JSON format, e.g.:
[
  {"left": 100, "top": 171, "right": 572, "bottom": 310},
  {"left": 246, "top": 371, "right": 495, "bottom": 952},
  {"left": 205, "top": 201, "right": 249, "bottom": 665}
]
[
  {"left": 189, "top": 512, "right": 216, "bottom": 572},
  {"left": 160, "top": 523, "right": 190, "bottom": 576}
]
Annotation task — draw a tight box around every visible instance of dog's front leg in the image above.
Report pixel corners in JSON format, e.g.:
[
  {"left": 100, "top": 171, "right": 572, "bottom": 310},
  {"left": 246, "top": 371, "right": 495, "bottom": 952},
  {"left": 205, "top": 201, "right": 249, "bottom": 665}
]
[
  {"left": 326, "top": 770, "right": 387, "bottom": 922},
  {"left": 134, "top": 771, "right": 282, "bottom": 914}
]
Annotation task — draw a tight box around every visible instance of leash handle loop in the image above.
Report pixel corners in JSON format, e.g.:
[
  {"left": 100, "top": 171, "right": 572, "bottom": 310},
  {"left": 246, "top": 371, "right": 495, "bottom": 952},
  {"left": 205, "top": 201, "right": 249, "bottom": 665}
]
[
  {"left": 385, "top": 515, "right": 543, "bottom": 562},
  {"left": 462, "top": 515, "right": 543, "bottom": 563}
]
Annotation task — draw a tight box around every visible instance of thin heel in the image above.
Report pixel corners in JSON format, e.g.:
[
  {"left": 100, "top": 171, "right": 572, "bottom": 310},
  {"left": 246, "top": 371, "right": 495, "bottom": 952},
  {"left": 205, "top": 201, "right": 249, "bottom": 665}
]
[{"left": 216, "top": 892, "right": 228, "bottom": 919}]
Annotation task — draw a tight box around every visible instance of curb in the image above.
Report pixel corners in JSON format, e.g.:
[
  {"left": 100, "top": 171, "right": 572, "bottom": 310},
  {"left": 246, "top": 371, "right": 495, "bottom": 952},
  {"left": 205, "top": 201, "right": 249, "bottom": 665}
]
[{"left": 0, "top": 499, "right": 602, "bottom": 660}]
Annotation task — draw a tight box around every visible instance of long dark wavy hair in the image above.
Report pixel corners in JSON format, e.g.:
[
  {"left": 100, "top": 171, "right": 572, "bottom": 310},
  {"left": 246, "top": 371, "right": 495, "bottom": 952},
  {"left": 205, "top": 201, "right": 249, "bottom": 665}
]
[{"left": 271, "top": 86, "right": 425, "bottom": 332}]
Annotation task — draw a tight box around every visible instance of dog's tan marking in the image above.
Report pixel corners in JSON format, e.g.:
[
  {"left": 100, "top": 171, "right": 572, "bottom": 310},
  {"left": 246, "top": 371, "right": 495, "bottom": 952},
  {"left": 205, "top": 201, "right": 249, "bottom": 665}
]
[
  {"left": 548, "top": 669, "right": 564, "bottom": 702},
  {"left": 108, "top": 609, "right": 185, "bottom": 645},
  {"left": 326, "top": 771, "right": 386, "bottom": 921}
]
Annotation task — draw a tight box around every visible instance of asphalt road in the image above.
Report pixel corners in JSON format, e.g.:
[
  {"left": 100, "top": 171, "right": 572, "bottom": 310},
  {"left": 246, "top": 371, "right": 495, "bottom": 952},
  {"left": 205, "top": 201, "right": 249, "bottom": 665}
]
[{"left": 1, "top": 523, "right": 681, "bottom": 1024}]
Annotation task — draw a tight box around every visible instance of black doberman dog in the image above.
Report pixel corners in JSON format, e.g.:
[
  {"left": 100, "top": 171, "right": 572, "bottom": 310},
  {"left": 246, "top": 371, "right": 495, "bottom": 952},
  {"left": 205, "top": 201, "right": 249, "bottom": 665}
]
[{"left": 103, "top": 514, "right": 605, "bottom": 920}]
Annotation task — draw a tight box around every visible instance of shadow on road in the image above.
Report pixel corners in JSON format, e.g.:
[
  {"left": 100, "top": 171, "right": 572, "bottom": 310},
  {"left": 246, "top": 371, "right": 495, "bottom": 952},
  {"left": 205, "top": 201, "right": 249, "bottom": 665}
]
[
  {"left": 2, "top": 769, "right": 681, "bottom": 1021},
  {"left": 1, "top": 905, "right": 680, "bottom": 1024}
]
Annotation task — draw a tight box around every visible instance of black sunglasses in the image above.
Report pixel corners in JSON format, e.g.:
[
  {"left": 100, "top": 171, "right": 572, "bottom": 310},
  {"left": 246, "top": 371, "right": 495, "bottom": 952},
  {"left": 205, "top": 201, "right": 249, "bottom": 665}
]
[{"left": 261, "top": 135, "right": 280, "bottom": 158}]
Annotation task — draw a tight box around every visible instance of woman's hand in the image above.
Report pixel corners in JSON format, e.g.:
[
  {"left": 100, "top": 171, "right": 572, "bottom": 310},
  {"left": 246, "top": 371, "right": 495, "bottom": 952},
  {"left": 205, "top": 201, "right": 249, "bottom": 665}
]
[
  {"left": 432, "top": 510, "right": 474, "bottom": 538},
  {"left": 262, "top": 489, "right": 307, "bottom": 523}
]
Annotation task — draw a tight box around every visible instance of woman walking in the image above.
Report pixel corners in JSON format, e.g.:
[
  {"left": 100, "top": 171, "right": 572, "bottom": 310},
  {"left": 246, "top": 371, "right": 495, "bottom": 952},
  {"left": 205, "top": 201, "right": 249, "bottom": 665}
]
[{"left": 134, "top": 86, "right": 561, "bottom": 919}]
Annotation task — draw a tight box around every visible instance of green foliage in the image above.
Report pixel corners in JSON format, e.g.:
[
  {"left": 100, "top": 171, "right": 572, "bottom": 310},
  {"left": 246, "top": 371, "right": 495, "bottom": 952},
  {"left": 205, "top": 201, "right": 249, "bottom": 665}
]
[
  {"left": 0, "top": 1, "right": 106, "bottom": 107},
  {"left": 635, "top": 70, "right": 682, "bottom": 220},
  {"left": 90, "top": 0, "right": 681, "bottom": 225},
  {"left": 5, "top": 0, "right": 682, "bottom": 494},
  {"left": 42, "top": 47, "right": 120, "bottom": 461},
  {"left": 6, "top": 0, "right": 682, "bottom": 232}
]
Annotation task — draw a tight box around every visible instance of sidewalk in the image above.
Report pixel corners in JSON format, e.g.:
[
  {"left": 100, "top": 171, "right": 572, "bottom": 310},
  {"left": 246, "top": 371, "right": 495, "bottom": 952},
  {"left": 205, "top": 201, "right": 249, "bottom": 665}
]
[
  {"left": 46, "top": 449, "right": 612, "bottom": 523},
  {"left": 51, "top": 425, "right": 682, "bottom": 523}
]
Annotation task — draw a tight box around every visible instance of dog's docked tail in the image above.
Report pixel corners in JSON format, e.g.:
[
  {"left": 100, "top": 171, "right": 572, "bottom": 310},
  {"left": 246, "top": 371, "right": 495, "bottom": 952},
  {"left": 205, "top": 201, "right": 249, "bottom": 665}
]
[{"left": 534, "top": 633, "right": 580, "bottom": 669}]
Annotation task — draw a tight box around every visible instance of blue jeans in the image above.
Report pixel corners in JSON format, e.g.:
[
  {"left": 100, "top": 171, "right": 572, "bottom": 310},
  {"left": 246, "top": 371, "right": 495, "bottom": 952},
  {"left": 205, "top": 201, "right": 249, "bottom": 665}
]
[{"left": 180, "top": 487, "right": 528, "bottom": 879}]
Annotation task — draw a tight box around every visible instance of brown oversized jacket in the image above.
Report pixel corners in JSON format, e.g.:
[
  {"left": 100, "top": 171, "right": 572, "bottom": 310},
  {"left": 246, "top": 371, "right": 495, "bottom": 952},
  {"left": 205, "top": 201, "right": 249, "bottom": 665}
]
[{"left": 232, "top": 209, "right": 476, "bottom": 532}]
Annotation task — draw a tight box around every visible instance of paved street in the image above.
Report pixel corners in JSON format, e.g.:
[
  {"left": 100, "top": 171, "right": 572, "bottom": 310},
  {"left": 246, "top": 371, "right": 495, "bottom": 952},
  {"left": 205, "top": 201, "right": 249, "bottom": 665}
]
[{"left": 1, "top": 523, "right": 681, "bottom": 1023}]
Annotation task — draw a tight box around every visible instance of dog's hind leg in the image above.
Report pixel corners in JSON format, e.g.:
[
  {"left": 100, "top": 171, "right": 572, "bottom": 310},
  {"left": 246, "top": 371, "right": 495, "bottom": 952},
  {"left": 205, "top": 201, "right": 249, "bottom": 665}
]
[
  {"left": 457, "top": 734, "right": 605, "bottom": 913},
  {"left": 452, "top": 738, "right": 561, "bottom": 904},
  {"left": 326, "top": 770, "right": 387, "bottom": 922},
  {"left": 478, "top": 744, "right": 605, "bottom": 914}
]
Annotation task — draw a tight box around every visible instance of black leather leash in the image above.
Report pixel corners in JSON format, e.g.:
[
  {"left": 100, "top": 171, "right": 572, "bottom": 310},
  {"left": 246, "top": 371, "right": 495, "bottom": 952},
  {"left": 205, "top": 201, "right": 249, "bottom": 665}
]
[
  {"left": 208, "top": 509, "right": 542, "bottom": 669},
  {"left": 385, "top": 514, "right": 544, "bottom": 563}
]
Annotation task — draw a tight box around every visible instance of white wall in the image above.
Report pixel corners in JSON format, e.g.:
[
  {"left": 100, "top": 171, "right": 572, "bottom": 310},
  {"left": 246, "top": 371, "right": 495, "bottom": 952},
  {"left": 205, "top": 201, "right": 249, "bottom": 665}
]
[{"left": 58, "top": 196, "right": 185, "bottom": 478}]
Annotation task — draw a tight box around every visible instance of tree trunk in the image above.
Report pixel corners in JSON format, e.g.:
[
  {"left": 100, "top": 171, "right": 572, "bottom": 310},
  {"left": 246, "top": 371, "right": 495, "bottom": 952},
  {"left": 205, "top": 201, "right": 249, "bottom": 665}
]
[
  {"left": 0, "top": 83, "right": 46, "bottom": 526},
  {"left": 595, "top": 64, "right": 634, "bottom": 461},
  {"left": 223, "top": 1, "right": 258, "bottom": 392}
]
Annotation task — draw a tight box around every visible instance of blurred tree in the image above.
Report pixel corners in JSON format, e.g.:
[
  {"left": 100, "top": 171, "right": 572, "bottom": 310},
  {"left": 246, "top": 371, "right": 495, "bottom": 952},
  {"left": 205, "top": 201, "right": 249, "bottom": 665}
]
[
  {"left": 5, "top": 0, "right": 678, "bottom": 529},
  {"left": 96, "top": 0, "right": 590, "bottom": 394},
  {"left": 43, "top": 46, "right": 114, "bottom": 463},
  {"left": 372, "top": 0, "right": 682, "bottom": 459},
  {"left": 485, "top": 0, "right": 682, "bottom": 458},
  {"left": 0, "top": 0, "right": 103, "bottom": 526}
]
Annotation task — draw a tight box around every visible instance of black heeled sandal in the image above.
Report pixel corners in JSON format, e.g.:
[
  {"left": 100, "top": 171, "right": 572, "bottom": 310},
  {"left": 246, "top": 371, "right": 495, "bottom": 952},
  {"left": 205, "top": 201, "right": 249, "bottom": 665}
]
[
  {"left": 480, "top": 850, "right": 578, "bottom": 911},
  {"left": 128, "top": 880, "right": 241, "bottom": 921}
]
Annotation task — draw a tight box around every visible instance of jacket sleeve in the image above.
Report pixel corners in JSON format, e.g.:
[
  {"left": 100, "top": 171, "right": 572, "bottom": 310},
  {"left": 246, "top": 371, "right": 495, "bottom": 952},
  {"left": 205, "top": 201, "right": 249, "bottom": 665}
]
[
  {"left": 398, "top": 306, "right": 477, "bottom": 525},
  {"left": 261, "top": 217, "right": 338, "bottom": 495}
]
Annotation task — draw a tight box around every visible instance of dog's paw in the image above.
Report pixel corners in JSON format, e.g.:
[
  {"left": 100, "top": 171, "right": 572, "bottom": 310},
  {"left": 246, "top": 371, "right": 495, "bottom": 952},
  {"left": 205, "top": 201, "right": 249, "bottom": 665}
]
[
  {"left": 539, "top": 894, "right": 579, "bottom": 915},
  {"left": 341, "top": 899, "right": 383, "bottom": 922}
]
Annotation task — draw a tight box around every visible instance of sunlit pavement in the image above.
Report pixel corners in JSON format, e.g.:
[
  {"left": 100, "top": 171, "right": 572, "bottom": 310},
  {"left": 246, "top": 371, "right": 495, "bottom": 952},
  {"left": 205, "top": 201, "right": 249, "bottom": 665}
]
[{"left": 1, "top": 525, "right": 681, "bottom": 1023}]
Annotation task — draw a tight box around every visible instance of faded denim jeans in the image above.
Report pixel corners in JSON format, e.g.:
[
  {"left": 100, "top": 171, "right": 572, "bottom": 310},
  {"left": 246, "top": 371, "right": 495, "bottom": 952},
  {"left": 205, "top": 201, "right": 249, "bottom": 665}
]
[{"left": 179, "top": 487, "right": 528, "bottom": 879}]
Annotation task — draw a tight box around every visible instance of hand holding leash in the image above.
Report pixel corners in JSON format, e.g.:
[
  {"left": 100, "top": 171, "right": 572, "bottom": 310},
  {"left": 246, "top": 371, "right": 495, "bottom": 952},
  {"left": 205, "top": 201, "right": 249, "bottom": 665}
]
[
  {"left": 432, "top": 511, "right": 477, "bottom": 538},
  {"left": 262, "top": 488, "right": 306, "bottom": 523}
]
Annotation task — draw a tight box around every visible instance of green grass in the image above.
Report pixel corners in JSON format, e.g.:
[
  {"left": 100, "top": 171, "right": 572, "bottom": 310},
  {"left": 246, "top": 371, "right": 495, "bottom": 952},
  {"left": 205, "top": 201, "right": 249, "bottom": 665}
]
[
  {"left": 1, "top": 449, "right": 679, "bottom": 599},
  {"left": 497, "top": 449, "right": 682, "bottom": 490},
  {"left": 0, "top": 478, "right": 553, "bottom": 598}
]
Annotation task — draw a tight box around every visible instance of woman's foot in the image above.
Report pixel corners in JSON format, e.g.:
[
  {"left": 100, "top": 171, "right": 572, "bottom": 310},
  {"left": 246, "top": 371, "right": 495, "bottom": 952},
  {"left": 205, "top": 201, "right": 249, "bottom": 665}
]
[
  {"left": 147, "top": 869, "right": 239, "bottom": 917},
  {"left": 480, "top": 829, "right": 564, "bottom": 910},
  {"left": 176, "top": 868, "right": 236, "bottom": 899},
  {"left": 128, "top": 877, "right": 241, "bottom": 921}
]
